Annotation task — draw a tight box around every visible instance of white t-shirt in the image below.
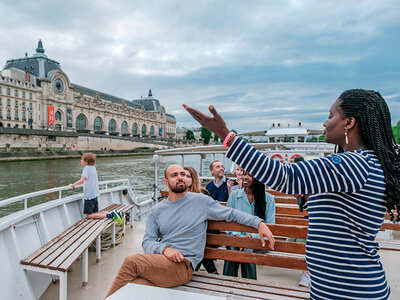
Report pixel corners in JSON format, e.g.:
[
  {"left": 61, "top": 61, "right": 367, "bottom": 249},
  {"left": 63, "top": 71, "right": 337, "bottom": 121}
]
[{"left": 82, "top": 165, "right": 100, "bottom": 200}]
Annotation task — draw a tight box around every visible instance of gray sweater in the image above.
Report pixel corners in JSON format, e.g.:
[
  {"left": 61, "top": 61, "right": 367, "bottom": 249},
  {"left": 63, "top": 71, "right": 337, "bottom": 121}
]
[{"left": 142, "top": 192, "right": 263, "bottom": 268}]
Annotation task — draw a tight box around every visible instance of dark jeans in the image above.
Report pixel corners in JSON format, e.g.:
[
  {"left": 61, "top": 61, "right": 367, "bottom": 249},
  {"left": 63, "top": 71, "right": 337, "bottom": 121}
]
[{"left": 223, "top": 246, "right": 262, "bottom": 280}]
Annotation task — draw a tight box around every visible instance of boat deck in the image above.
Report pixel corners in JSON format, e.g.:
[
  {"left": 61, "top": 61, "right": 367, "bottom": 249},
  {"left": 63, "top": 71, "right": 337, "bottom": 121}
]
[{"left": 40, "top": 222, "right": 400, "bottom": 300}]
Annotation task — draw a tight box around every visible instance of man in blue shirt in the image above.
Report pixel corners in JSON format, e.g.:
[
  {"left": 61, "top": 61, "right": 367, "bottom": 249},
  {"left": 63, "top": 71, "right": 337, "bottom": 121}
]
[{"left": 206, "top": 160, "right": 232, "bottom": 202}]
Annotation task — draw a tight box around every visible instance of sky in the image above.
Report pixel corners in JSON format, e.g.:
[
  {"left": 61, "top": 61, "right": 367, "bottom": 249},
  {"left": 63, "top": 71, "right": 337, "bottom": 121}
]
[{"left": 0, "top": 0, "right": 399, "bottom": 133}]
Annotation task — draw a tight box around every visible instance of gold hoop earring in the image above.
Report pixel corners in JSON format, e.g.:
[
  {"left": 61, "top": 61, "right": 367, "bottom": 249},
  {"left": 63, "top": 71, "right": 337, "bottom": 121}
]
[{"left": 344, "top": 127, "right": 349, "bottom": 144}]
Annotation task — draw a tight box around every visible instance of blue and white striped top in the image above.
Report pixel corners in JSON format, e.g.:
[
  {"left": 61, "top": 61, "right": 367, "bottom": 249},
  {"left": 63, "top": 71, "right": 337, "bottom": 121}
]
[{"left": 226, "top": 137, "right": 390, "bottom": 300}]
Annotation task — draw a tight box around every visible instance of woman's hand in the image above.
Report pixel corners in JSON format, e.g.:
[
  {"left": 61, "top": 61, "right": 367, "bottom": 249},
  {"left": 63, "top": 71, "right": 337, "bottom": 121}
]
[{"left": 182, "top": 104, "right": 230, "bottom": 141}]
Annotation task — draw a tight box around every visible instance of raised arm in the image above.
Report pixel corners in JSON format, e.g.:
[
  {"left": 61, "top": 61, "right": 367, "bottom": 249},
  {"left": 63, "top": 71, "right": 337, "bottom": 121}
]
[
  {"left": 183, "top": 104, "right": 369, "bottom": 196},
  {"left": 227, "top": 137, "right": 369, "bottom": 195}
]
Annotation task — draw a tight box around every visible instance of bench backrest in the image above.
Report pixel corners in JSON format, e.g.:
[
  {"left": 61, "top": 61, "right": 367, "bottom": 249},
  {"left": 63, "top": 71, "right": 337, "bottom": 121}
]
[{"left": 204, "top": 221, "right": 307, "bottom": 270}]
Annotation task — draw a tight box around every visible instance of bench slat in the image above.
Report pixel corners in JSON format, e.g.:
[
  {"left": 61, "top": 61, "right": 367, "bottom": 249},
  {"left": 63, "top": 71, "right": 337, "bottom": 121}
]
[
  {"left": 23, "top": 220, "right": 96, "bottom": 267},
  {"left": 187, "top": 274, "right": 309, "bottom": 299},
  {"left": 193, "top": 272, "right": 309, "bottom": 293},
  {"left": 274, "top": 197, "right": 297, "bottom": 204},
  {"left": 30, "top": 219, "right": 102, "bottom": 268},
  {"left": 207, "top": 221, "right": 308, "bottom": 239},
  {"left": 56, "top": 220, "right": 112, "bottom": 271},
  {"left": 276, "top": 216, "right": 308, "bottom": 226},
  {"left": 204, "top": 247, "right": 307, "bottom": 270},
  {"left": 21, "top": 219, "right": 86, "bottom": 265},
  {"left": 183, "top": 281, "right": 307, "bottom": 300},
  {"left": 206, "top": 233, "right": 305, "bottom": 254},
  {"left": 48, "top": 219, "right": 110, "bottom": 271},
  {"left": 276, "top": 205, "right": 308, "bottom": 217}
]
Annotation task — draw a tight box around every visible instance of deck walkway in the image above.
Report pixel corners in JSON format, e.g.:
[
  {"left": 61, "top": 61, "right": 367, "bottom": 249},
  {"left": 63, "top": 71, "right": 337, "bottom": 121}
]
[{"left": 40, "top": 221, "right": 400, "bottom": 300}]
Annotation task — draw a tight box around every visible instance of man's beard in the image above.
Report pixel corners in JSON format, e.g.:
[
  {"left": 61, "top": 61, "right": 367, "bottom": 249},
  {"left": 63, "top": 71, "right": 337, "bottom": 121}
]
[{"left": 170, "top": 181, "right": 187, "bottom": 193}]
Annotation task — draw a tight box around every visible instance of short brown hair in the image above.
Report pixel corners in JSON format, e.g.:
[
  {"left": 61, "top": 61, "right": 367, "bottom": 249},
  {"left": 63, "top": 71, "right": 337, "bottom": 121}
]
[
  {"left": 209, "top": 160, "right": 221, "bottom": 170},
  {"left": 82, "top": 153, "right": 96, "bottom": 165}
]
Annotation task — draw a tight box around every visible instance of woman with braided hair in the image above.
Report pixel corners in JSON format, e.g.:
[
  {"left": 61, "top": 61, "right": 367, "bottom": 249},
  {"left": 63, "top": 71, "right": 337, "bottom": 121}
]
[{"left": 183, "top": 89, "right": 400, "bottom": 300}]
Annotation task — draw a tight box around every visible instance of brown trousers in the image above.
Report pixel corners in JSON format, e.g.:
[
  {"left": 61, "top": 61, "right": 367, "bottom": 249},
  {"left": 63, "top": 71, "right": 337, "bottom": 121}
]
[{"left": 105, "top": 254, "right": 193, "bottom": 298}]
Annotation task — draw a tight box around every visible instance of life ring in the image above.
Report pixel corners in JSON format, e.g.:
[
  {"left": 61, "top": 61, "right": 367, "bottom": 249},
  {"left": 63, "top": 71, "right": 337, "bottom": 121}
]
[
  {"left": 290, "top": 154, "right": 303, "bottom": 163},
  {"left": 270, "top": 153, "right": 283, "bottom": 163}
]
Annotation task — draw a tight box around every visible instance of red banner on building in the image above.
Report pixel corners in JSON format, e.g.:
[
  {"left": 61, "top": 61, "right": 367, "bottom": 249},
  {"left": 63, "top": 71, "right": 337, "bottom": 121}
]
[{"left": 48, "top": 105, "right": 55, "bottom": 127}]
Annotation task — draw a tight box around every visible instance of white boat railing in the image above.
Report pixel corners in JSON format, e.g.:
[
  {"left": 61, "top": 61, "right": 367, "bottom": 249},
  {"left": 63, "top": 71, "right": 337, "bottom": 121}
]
[{"left": 0, "top": 179, "right": 130, "bottom": 211}]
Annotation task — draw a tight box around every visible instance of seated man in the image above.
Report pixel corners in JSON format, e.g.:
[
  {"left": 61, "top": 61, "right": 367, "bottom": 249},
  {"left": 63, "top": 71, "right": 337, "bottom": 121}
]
[{"left": 105, "top": 164, "right": 275, "bottom": 297}]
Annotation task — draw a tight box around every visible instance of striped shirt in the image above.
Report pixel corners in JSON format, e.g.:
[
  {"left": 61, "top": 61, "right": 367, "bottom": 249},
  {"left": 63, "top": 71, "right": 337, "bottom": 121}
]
[{"left": 226, "top": 137, "right": 390, "bottom": 300}]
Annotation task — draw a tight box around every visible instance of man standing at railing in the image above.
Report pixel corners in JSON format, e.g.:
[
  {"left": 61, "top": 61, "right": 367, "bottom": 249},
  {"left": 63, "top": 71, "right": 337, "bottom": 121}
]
[
  {"left": 105, "top": 164, "right": 275, "bottom": 298},
  {"left": 69, "top": 152, "right": 124, "bottom": 226}
]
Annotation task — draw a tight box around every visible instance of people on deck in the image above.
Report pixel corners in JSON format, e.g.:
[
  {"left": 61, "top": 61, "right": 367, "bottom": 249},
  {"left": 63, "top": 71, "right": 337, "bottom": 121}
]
[
  {"left": 184, "top": 166, "right": 218, "bottom": 274},
  {"left": 69, "top": 152, "right": 124, "bottom": 225},
  {"left": 223, "top": 171, "right": 275, "bottom": 279},
  {"left": 105, "top": 164, "right": 275, "bottom": 298},
  {"left": 183, "top": 88, "right": 400, "bottom": 300},
  {"left": 206, "top": 160, "right": 233, "bottom": 202}
]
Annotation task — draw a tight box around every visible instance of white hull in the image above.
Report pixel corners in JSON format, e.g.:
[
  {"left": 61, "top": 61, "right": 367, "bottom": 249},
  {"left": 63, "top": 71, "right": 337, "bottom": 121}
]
[{"left": 0, "top": 180, "right": 156, "bottom": 300}]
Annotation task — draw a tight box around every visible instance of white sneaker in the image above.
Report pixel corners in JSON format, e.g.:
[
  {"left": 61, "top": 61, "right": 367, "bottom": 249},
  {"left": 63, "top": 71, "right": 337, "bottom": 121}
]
[{"left": 299, "top": 272, "right": 311, "bottom": 288}]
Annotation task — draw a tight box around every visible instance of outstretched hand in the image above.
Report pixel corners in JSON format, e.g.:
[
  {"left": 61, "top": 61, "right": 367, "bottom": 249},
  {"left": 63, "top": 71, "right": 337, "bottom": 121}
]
[{"left": 182, "top": 104, "right": 230, "bottom": 141}]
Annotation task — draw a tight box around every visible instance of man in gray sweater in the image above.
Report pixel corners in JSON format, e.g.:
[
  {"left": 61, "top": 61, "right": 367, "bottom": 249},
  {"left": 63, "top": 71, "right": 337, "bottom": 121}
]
[{"left": 106, "top": 164, "right": 275, "bottom": 297}]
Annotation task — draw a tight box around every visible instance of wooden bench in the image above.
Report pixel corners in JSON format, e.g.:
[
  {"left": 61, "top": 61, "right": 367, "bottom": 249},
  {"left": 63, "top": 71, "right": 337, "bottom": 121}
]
[
  {"left": 175, "top": 221, "right": 310, "bottom": 299},
  {"left": 274, "top": 202, "right": 400, "bottom": 251},
  {"left": 20, "top": 203, "right": 133, "bottom": 300}
]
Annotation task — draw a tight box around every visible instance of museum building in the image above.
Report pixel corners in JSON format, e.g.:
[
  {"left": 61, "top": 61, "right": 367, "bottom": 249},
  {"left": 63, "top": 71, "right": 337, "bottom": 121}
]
[{"left": 0, "top": 40, "right": 176, "bottom": 138}]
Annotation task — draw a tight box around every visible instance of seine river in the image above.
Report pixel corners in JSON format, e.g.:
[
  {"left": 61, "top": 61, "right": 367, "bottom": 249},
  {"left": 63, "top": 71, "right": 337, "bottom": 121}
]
[{"left": 0, "top": 153, "right": 231, "bottom": 201}]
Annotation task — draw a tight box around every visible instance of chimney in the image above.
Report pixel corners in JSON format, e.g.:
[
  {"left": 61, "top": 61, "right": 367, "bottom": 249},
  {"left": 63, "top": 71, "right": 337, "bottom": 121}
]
[{"left": 25, "top": 71, "right": 30, "bottom": 82}]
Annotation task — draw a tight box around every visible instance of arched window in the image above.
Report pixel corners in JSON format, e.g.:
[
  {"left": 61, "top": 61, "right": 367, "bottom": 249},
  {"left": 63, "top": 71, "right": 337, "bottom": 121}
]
[
  {"left": 76, "top": 114, "right": 87, "bottom": 130},
  {"left": 55, "top": 111, "right": 62, "bottom": 121},
  {"left": 141, "top": 124, "right": 147, "bottom": 136},
  {"left": 94, "top": 117, "right": 103, "bottom": 131},
  {"left": 109, "top": 119, "right": 116, "bottom": 133},
  {"left": 149, "top": 125, "right": 155, "bottom": 136},
  {"left": 121, "top": 121, "right": 128, "bottom": 134},
  {"left": 132, "top": 123, "right": 137, "bottom": 135}
]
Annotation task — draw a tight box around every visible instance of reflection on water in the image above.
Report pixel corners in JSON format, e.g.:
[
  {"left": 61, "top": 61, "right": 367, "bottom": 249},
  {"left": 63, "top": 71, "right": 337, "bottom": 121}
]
[{"left": 0, "top": 153, "right": 234, "bottom": 201}]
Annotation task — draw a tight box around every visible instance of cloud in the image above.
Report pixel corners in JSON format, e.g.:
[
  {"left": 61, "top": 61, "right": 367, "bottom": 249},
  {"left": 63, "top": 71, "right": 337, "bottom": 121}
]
[{"left": 0, "top": 0, "right": 399, "bottom": 132}]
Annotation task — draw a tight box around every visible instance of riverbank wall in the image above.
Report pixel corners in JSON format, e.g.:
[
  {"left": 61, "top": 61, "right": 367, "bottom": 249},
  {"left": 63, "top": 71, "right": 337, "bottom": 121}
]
[{"left": 0, "top": 127, "right": 201, "bottom": 161}]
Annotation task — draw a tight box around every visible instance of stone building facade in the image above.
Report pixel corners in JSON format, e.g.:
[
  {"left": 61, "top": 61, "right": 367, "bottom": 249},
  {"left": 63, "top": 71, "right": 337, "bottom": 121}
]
[{"left": 0, "top": 40, "right": 176, "bottom": 138}]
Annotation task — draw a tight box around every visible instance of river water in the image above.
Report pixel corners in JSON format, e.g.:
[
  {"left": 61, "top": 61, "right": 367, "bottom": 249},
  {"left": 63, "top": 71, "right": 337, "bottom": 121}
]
[{"left": 0, "top": 153, "right": 232, "bottom": 201}]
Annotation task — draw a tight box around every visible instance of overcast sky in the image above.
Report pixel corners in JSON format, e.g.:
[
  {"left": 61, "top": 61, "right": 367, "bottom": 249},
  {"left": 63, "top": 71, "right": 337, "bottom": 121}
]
[{"left": 1, "top": 0, "right": 399, "bottom": 133}]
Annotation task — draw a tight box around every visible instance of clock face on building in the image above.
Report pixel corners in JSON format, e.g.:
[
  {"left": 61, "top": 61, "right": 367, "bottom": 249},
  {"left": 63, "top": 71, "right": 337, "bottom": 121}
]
[{"left": 54, "top": 78, "right": 64, "bottom": 93}]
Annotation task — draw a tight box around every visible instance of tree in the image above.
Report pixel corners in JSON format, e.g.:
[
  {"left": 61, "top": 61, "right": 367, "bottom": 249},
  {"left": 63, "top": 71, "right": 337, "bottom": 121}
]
[
  {"left": 318, "top": 135, "right": 325, "bottom": 142},
  {"left": 213, "top": 133, "right": 219, "bottom": 142},
  {"left": 393, "top": 120, "right": 400, "bottom": 144},
  {"left": 185, "top": 129, "right": 195, "bottom": 140},
  {"left": 201, "top": 127, "right": 212, "bottom": 145}
]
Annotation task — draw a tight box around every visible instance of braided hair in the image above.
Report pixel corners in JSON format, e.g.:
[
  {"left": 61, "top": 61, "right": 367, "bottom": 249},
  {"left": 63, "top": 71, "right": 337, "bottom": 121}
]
[
  {"left": 337, "top": 89, "right": 400, "bottom": 221},
  {"left": 252, "top": 177, "right": 266, "bottom": 220}
]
